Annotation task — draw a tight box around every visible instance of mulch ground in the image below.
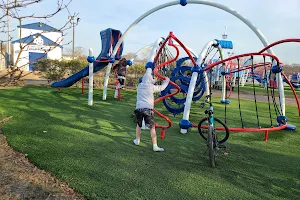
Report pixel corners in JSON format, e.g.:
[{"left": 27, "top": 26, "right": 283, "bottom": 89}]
[{"left": 0, "top": 131, "right": 85, "bottom": 200}]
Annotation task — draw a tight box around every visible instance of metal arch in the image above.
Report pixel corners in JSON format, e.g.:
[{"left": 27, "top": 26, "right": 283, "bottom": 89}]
[
  {"left": 102, "top": 0, "right": 284, "bottom": 114},
  {"left": 128, "top": 40, "right": 198, "bottom": 68},
  {"left": 127, "top": 43, "right": 154, "bottom": 68}
]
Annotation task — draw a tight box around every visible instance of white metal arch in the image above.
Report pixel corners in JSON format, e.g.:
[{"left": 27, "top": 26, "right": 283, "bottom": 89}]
[
  {"left": 127, "top": 41, "right": 198, "bottom": 68},
  {"left": 127, "top": 43, "right": 154, "bottom": 67},
  {"left": 102, "top": 0, "right": 285, "bottom": 115}
]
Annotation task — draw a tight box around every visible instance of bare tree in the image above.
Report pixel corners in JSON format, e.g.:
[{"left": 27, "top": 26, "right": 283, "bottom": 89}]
[
  {"left": 0, "top": 0, "right": 77, "bottom": 86},
  {"left": 64, "top": 46, "right": 86, "bottom": 59}
]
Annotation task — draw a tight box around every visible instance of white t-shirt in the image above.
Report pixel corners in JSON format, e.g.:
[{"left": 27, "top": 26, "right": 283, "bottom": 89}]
[{"left": 136, "top": 68, "right": 170, "bottom": 109}]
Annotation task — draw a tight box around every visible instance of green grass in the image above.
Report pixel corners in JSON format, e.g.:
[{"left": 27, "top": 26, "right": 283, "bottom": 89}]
[{"left": 0, "top": 86, "right": 300, "bottom": 199}]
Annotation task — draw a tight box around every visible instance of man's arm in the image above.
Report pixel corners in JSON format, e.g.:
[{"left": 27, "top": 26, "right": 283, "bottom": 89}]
[{"left": 153, "top": 78, "right": 170, "bottom": 92}]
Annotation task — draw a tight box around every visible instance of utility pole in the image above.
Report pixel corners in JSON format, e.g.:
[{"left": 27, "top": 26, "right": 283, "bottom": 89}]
[
  {"left": 72, "top": 21, "right": 75, "bottom": 59},
  {"left": 68, "top": 14, "right": 80, "bottom": 59},
  {"left": 7, "top": 0, "right": 11, "bottom": 68},
  {"left": 0, "top": 42, "right": 3, "bottom": 70}
]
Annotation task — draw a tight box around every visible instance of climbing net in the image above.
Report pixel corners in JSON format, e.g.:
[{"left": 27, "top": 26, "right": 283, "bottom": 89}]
[
  {"left": 151, "top": 33, "right": 300, "bottom": 141},
  {"left": 202, "top": 45, "right": 300, "bottom": 141}
]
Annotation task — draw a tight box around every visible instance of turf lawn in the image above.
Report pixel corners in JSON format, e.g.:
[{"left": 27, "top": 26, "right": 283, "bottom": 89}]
[{"left": 0, "top": 86, "right": 299, "bottom": 199}]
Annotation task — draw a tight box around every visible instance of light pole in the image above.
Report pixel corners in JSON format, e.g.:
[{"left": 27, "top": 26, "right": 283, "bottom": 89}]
[
  {"left": 68, "top": 15, "right": 80, "bottom": 59},
  {"left": 7, "top": 0, "right": 11, "bottom": 68}
]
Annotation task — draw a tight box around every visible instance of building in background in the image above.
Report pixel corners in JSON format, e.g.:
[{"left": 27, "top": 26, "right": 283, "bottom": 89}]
[
  {"left": 0, "top": 54, "right": 5, "bottom": 70},
  {"left": 12, "top": 22, "right": 63, "bottom": 71}
]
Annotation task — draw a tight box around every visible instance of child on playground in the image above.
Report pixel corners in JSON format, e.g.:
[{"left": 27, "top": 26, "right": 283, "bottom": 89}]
[
  {"left": 133, "top": 68, "right": 170, "bottom": 152},
  {"left": 113, "top": 58, "right": 127, "bottom": 88}
]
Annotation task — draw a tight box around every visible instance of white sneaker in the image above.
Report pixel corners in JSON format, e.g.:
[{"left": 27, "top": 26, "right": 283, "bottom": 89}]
[
  {"left": 133, "top": 139, "right": 140, "bottom": 146},
  {"left": 153, "top": 145, "right": 164, "bottom": 152}
]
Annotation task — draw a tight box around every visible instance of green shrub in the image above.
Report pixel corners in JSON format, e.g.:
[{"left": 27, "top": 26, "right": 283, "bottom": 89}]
[
  {"left": 33, "top": 59, "right": 67, "bottom": 81},
  {"left": 65, "top": 58, "right": 88, "bottom": 74},
  {"left": 127, "top": 63, "right": 146, "bottom": 76},
  {"left": 126, "top": 77, "right": 139, "bottom": 88}
]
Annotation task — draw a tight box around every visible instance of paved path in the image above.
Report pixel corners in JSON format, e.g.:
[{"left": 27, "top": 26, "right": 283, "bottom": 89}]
[{"left": 212, "top": 89, "right": 298, "bottom": 107}]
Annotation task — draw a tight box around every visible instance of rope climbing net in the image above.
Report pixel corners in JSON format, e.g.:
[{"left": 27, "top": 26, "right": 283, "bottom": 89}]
[{"left": 149, "top": 34, "right": 300, "bottom": 141}]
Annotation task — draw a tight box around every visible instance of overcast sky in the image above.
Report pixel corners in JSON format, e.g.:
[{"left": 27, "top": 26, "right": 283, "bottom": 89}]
[{"left": 5, "top": 0, "right": 300, "bottom": 64}]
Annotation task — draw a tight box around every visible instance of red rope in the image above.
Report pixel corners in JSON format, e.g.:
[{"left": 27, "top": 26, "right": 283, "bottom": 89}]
[
  {"left": 205, "top": 53, "right": 281, "bottom": 72},
  {"left": 229, "top": 62, "right": 272, "bottom": 74},
  {"left": 256, "top": 38, "right": 300, "bottom": 117},
  {"left": 258, "top": 38, "right": 300, "bottom": 54}
]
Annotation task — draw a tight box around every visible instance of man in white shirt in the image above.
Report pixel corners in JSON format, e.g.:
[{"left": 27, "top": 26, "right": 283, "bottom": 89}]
[{"left": 133, "top": 68, "right": 170, "bottom": 152}]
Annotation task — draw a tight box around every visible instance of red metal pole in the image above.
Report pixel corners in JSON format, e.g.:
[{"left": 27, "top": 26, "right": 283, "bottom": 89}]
[
  {"left": 258, "top": 38, "right": 300, "bottom": 54},
  {"left": 264, "top": 130, "right": 269, "bottom": 142},
  {"left": 82, "top": 78, "right": 84, "bottom": 94},
  {"left": 118, "top": 86, "right": 121, "bottom": 100},
  {"left": 160, "top": 128, "right": 165, "bottom": 139}
]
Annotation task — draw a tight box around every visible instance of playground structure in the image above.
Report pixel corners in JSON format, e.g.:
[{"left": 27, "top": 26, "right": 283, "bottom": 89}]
[
  {"left": 252, "top": 67, "right": 277, "bottom": 89},
  {"left": 114, "top": 40, "right": 198, "bottom": 100},
  {"left": 287, "top": 72, "right": 300, "bottom": 88},
  {"left": 51, "top": 0, "right": 300, "bottom": 141},
  {"left": 210, "top": 54, "right": 282, "bottom": 96},
  {"left": 51, "top": 28, "right": 124, "bottom": 89},
  {"left": 100, "top": 1, "right": 299, "bottom": 140}
]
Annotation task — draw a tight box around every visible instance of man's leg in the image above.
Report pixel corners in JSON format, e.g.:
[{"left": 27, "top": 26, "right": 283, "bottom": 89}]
[
  {"left": 150, "top": 128, "right": 164, "bottom": 152},
  {"left": 144, "top": 109, "right": 164, "bottom": 152},
  {"left": 133, "top": 110, "right": 143, "bottom": 145},
  {"left": 150, "top": 128, "right": 157, "bottom": 145},
  {"left": 134, "top": 124, "right": 141, "bottom": 145},
  {"left": 118, "top": 77, "right": 125, "bottom": 88}
]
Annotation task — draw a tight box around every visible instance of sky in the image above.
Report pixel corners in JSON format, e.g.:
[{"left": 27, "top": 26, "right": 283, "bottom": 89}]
[{"left": 4, "top": 0, "right": 300, "bottom": 64}]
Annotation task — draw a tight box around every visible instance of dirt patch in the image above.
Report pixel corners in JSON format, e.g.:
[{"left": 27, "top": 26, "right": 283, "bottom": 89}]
[{"left": 0, "top": 132, "right": 85, "bottom": 200}]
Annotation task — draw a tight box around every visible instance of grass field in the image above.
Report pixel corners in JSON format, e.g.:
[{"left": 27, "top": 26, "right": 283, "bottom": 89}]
[{"left": 0, "top": 86, "right": 299, "bottom": 199}]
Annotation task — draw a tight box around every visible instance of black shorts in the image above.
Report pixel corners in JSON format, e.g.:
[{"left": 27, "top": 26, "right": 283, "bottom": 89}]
[
  {"left": 134, "top": 108, "right": 155, "bottom": 129},
  {"left": 118, "top": 78, "right": 124, "bottom": 85}
]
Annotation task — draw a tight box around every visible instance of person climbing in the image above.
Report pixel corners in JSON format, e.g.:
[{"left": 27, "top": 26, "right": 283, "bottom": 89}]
[
  {"left": 113, "top": 58, "right": 127, "bottom": 89},
  {"left": 133, "top": 67, "right": 170, "bottom": 152}
]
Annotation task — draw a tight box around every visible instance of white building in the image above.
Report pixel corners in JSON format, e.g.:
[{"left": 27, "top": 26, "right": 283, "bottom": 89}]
[
  {"left": 12, "top": 22, "right": 63, "bottom": 71},
  {"left": 0, "top": 53, "right": 5, "bottom": 70}
]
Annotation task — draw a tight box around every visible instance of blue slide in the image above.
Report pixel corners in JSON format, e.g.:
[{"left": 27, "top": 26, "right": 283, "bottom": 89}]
[
  {"left": 251, "top": 72, "right": 263, "bottom": 83},
  {"left": 287, "top": 73, "right": 300, "bottom": 88},
  {"left": 51, "top": 61, "right": 109, "bottom": 87},
  {"left": 283, "top": 75, "right": 300, "bottom": 88},
  {"left": 51, "top": 28, "right": 123, "bottom": 88}
]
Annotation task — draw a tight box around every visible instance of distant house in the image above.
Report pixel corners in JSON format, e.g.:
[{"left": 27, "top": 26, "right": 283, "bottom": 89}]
[
  {"left": 0, "top": 53, "right": 5, "bottom": 70},
  {"left": 12, "top": 22, "right": 63, "bottom": 71}
]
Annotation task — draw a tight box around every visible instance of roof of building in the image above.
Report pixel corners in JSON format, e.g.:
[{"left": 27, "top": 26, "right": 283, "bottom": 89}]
[
  {"left": 12, "top": 33, "right": 62, "bottom": 48},
  {"left": 17, "top": 22, "right": 62, "bottom": 32}
]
